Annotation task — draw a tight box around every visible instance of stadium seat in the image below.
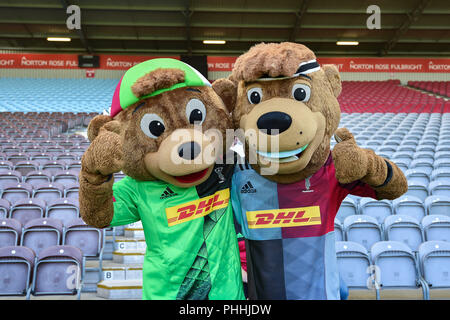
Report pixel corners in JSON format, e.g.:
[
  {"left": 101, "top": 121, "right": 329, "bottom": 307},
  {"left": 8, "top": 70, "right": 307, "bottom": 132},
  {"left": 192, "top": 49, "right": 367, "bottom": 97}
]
[
  {"left": 336, "top": 241, "right": 371, "bottom": 288},
  {"left": 410, "top": 158, "right": 434, "bottom": 175},
  {"left": 63, "top": 218, "right": 105, "bottom": 286},
  {"left": 370, "top": 241, "right": 429, "bottom": 300},
  {"left": 41, "top": 161, "right": 66, "bottom": 175},
  {"left": 53, "top": 170, "right": 78, "bottom": 186},
  {"left": 422, "top": 215, "right": 450, "bottom": 242},
  {"left": 418, "top": 241, "right": 450, "bottom": 297},
  {"left": 46, "top": 198, "right": 80, "bottom": 226},
  {"left": 64, "top": 182, "right": 79, "bottom": 199},
  {"left": 0, "top": 170, "right": 21, "bottom": 189},
  {"left": 32, "top": 182, "right": 64, "bottom": 201},
  {"left": 21, "top": 218, "right": 63, "bottom": 256},
  {"left": 0, "top": 199, "right": 10, "bottom": 219},
  {"left": 429, "top": 181, "right": 450, "bottom": 196},
  {"left": 0, "top": 161, "right": 13, "bottom": 170},
  {"left": 425, "top": 195, "right": 450, "bottom": 216},
  {"left": 9, "top": 198, "right": 46, "bottom": 226},
  {"left": 392, "top": 195, "right": 426, "bottom": 221},
  {"left": 344, "top": 215, "right": 383, "bottom": 251},
  {"left": 431, "top": 168, "right": 450, "bottom": 183},
  {"left": 405, "top": 181, "right": 429, "bottom": 202},
  {"left": 23, "top": 170, "right": 52, "bottom": 187},
  {"left": 30, "top": 245, "right": 85, "bottom": 299},
  {"left": 359, "top": 198, "right": 393, "bottom": 224},
  {"left": 337, "top": 197, "right": 358, "bottom": 221},
  {"left": 13, "top": 161, "right": 39, "bottom": 176},
  {"left": 1, "top": 182, "right": 32, "bottom": 204},
  {"left": 335, "top": 218, "right": 344, "bottom": 242},
  {"left": 0, "top": 218, "right": 22, "bottom": 248},
  {"left": 405, "top": 168, "right": 430, "bottom": 186},
  {"left": 384, "top": 215, "right": 424, "bottom": 251},
  {"left": 0, "top": 246, "right": 35, "bottom": 297}
]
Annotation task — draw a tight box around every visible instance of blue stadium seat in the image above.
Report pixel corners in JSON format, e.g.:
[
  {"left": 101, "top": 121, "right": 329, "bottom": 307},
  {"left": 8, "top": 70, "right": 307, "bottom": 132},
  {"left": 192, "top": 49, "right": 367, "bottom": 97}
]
[
  {"left": 384, "top": 215, "right": 423, "bottom": 251},
  {"left": 335, "top": 218, "right": 344, "bottom": 242},
  {"left": 405, "top": 168, "right": 430, "bottom": 186},
  {"left": 337, "top": 197, "right": 358, "bottom": 221},
  {"left": 422, "top": 215, "right": 450, "bottom": 242},
  {"left": 359, "top": 198, "right": 393, "bottom": 224},
  {"left": 406, "top": 181, "right": 429, "bottom": 202},
  {"left": 392, "top": 195, "right": 426, "bottom": 221},
  {"left": 425, "top": 195, "right": 450, "bottom": 217},
  {"left": 429, "top": 181, "right": 450, "bottom": 196},
  {"left": 344, "top": 215, "right": 383, "bottom": 251},
  {"left": 370, "top": 241, "right": 429, "bottom": 300},
  {"left": 418, "top": 241, "right": 450, "bottom": 291},
  {"left": 336, "top": 241, "right": 371, "bottom": 288}
]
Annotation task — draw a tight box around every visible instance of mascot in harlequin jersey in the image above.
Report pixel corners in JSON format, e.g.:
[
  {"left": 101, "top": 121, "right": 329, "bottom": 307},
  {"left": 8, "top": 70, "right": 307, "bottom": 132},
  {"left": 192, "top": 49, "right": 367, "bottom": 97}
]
[
  {"left": 214, "top": 42, "right": 408, "bottom": 300},
  {"left": 79, "top": 58, "right": 244, "bottom": 300}
]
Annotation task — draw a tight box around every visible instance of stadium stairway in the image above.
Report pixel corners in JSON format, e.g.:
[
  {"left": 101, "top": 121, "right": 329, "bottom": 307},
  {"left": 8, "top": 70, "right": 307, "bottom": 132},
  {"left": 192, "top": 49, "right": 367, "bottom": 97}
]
[{"left": 95, "top": 223, "right": 145, "bottom": 299}]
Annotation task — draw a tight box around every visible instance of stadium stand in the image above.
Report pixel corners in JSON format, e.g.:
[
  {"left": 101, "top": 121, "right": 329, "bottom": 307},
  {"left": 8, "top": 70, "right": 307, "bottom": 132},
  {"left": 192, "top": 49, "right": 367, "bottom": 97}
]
[
  {"left": 0, "top": 79, "right": 448, "bottom": 300},
  {"left": 408, "top": 81, "right": 450, "bottom": 98}
]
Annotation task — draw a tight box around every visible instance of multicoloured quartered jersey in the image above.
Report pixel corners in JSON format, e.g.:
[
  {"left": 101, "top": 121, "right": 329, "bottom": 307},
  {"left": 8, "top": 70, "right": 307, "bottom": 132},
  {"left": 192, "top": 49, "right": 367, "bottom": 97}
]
[
  {"left": 110, "top": 162, "right": 244, "bottom": 300},
  {"left": 231, "top": 153, "right": 377, "bottom": 300}
]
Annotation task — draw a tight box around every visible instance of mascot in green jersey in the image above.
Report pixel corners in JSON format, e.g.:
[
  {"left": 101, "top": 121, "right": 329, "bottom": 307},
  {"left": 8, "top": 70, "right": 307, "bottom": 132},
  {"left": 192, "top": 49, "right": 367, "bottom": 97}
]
[{"left": 79, "top": 58, "right": 244, "bottom": 300}]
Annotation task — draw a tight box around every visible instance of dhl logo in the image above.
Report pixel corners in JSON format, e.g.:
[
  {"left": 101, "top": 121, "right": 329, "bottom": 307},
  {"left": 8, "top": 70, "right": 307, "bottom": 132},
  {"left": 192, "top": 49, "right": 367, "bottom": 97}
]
[
  {"left": 246, "top": 206, "right": 321, "bottom": 229},
  {"left": 166, "top": 189, "right": 229, "bottom": 227}
]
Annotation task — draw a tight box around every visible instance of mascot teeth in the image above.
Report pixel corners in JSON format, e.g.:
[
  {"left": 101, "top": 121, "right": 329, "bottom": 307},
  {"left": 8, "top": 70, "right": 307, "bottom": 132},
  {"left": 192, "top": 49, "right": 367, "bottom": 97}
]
[{"left": 256, "top": 144, "right": 308, "bottom": 161}]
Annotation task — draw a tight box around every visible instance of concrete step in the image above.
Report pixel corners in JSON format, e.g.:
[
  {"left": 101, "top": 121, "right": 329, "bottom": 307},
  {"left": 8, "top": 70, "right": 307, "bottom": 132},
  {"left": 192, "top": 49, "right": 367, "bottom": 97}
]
[
  {"left": 123, "top": 228, "right": 145, "bottom": 239},
  {"left": 92, "top": 260, "right": 143, "bottom": 281},
  {"left": 114, "top": 236, "right": 146, "bottom": 251},
  {"left": 112, "top": 250, "right": 145, "bottom": 264},
  {"left": 97, "top": 280, "right": 143, "bottom": 300}
]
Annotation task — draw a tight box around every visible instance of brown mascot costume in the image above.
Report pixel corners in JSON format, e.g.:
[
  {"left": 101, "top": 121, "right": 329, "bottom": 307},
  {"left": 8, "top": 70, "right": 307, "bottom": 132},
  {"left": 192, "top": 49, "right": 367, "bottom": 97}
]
[
  {"left": 215, "top": 42, "right": 408, "bottom": 300},
  {"left": 79, "top": 58, "right": 244, "bottom": 300}
]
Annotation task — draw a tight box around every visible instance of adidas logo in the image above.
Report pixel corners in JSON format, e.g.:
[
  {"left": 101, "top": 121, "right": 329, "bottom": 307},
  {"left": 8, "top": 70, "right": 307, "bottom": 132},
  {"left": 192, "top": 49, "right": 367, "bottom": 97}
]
[
  {"left": 160, "top": 187, "right": 178, "bottom": 200},
  {"left": 240, "top": 181, "right": 257, "bottom": 194}
]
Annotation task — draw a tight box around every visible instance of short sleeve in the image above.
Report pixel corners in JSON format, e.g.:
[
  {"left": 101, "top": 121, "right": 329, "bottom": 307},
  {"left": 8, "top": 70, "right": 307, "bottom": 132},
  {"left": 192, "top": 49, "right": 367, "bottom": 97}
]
[{"left": 109, "top": 177, "right": 141, "bottom": 226}]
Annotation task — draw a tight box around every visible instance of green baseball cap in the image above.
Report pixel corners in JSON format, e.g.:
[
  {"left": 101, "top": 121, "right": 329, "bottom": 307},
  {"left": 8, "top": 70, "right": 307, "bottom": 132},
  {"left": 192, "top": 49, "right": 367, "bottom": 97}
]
[{"left": 110, "top": 58, "right": 211, "bottom": 117}]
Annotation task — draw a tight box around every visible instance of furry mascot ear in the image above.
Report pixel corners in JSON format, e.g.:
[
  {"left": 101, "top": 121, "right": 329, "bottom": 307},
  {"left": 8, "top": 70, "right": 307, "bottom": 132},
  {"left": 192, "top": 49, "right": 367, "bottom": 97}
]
[
  {"left": 322, "top": 64, "right": 342, "bottom": 98},
  {"left": 212, "top": 78, "right": 237, "bottom": 113},
  {"left": 87, "top": 115, "right": 122, "bottom": 142}
]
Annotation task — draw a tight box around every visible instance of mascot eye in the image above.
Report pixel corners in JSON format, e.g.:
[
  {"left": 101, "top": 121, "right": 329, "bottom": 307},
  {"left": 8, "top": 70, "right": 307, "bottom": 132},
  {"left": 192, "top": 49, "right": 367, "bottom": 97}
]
[
  {"left": 140, "top": 114, "right": 166, "bottom": 139},
  {"left": 247, "top": 87, "right": 262, "bottom": 104},
  {"left": 292, "top": 84, "right": 311, "bottom": 102},
  {"left": 185, "top": 98, "right": 206, "bottom": 125}
]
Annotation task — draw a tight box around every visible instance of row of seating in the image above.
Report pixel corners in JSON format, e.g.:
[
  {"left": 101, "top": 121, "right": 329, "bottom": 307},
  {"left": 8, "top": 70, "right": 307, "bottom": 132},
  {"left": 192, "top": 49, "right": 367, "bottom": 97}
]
[
  {"left": 0, "top": 182, "right": 79, "bottom": 206},
  {"left": 0, "top": 197, "right": 79, "bottom": 226},
  {"left": 408, "top": 81, "right": 450, "bottom": 98},
  {"left": 0, "top": 244, "right": 86, "bottom": 299},
  {"left": 335, "top": 214, "right": 450, "bottom": 252},
  {"left": 338, "top": 195, "right": 450, "bottom": 222},
  {"left": 338, "top": 80, "right": 450, "bottom": 113},
  {"left": 336, "top": 240, "right": 450, "bottom": 299},
  {"left": 0, "top": 217, "right": 103, "bottom": 257}
]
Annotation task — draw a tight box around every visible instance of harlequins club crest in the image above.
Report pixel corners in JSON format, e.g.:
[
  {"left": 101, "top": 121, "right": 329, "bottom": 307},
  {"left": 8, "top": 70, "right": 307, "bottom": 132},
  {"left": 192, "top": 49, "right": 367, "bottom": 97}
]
[
  {"left": 160, "top": 187, "right": 178, "bottom": 199},
  {"left": 240, "top": 181, "right": 257, "bottom": 194}
]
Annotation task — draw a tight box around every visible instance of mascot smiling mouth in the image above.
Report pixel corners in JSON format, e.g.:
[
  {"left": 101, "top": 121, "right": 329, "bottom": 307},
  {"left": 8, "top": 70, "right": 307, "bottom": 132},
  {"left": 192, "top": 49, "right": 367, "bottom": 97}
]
[
  {"left": 256, "top": 144, "right": 309, "bottom": 163},
  {"left": 173, "top": 168, "right": 210, "bottom": 183}
]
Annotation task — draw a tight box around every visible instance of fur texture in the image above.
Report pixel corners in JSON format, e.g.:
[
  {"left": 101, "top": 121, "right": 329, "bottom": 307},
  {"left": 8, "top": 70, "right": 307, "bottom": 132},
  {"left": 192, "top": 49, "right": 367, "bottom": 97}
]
[
  {"left": 80, "top": 84, "right": 233, "bottom": 228},
  {"left": 223, "top": 42, "right": 407, "bottom": 198},
  {"left": 131, "top": 68, "right": 185, "bottom": 98}
]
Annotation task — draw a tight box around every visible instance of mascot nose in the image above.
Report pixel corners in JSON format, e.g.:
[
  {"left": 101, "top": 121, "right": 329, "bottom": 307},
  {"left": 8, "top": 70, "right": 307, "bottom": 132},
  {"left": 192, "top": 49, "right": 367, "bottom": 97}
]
[
  {"left": 257, "top": 111, "right": 292, "bottom": 135},
  {"left": 178, "top": 141, "right": 201, "bottom": 160}
]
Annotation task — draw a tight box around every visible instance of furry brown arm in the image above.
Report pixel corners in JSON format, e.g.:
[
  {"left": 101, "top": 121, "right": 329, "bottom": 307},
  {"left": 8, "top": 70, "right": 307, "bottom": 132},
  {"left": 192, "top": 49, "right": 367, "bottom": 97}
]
[
  {"left": 79, "top": 129, "right": 124, "bottom": 228},
  {"left": 332, "top": 128, "right": 408, "bottom": 200}
]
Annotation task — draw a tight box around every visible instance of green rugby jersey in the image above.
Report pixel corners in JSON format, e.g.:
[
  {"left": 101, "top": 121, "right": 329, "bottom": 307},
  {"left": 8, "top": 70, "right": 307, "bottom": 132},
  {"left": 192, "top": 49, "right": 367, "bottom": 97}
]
[{"left": 109, "top": 162, "right": 245, "bottom": 300}]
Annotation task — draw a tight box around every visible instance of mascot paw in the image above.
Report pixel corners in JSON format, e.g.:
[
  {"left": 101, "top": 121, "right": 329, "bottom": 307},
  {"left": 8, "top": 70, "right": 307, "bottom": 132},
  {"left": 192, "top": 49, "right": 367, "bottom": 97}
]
[
  {"left": 82, "top": 130, "right": 124, "bottom": 177},
  {"left": 332, "top": 128, "right": 368, "bottom": 184}
]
